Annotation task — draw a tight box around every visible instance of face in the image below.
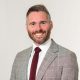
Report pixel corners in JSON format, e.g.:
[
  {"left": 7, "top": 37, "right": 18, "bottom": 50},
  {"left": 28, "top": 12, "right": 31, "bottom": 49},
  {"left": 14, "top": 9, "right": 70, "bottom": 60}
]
[{"left": 26, "top": 11, "right": 53, "bottom": 45}]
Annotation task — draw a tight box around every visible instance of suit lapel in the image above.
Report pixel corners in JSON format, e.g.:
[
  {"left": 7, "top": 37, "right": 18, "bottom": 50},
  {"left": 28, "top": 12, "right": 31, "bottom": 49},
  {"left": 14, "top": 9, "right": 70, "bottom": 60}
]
[{"left": 36, "top": 40, "right": 59, "bottom": 80}]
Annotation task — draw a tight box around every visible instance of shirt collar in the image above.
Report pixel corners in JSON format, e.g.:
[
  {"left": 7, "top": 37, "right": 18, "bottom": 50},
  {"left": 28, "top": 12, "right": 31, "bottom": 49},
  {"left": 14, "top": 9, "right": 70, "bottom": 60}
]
[{"left": 32, "top": 38, "right": 51, "bottom": 53}]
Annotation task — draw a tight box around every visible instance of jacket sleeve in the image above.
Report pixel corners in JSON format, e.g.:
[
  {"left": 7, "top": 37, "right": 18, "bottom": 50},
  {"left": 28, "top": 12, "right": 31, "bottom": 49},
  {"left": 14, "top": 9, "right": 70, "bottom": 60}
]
[
  {"left": 10, "top": 54, "right": 18, "bottom": 80},
  {"left": 61, "top": 52, "right": 78, "bottom": 80}
]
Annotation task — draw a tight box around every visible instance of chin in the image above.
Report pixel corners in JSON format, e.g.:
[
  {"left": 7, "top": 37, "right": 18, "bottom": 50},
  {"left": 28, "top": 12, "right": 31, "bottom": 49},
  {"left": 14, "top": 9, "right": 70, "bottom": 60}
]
[{"left": 35, "top": 39, "right": 46, "bottom": 45}]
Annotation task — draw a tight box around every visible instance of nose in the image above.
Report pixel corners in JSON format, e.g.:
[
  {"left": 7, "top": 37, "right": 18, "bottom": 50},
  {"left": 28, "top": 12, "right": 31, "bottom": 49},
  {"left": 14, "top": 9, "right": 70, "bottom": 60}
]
[{"left": 36, "top": 24, "right": 41, "bottom": 31}]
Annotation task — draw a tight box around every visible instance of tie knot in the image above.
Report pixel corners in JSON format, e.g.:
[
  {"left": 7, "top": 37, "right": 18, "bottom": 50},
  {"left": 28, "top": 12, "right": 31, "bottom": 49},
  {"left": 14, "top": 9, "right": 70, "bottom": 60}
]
[{"left": 35, "top": 47, "right": 41, "bottom": 53}]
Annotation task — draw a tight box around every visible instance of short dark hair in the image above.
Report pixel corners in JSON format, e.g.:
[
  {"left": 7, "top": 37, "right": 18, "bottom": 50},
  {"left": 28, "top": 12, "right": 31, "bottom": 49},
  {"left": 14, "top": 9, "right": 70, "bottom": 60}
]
[{"left": 26, "top": 4, "right": 51, "bottom": 19}]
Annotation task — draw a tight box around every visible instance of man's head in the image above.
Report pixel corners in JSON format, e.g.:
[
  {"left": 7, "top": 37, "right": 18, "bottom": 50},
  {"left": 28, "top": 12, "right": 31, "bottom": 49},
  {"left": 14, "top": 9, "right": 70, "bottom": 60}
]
[{"left": 26, "top": 4, "right": 53, "bottom": 45}]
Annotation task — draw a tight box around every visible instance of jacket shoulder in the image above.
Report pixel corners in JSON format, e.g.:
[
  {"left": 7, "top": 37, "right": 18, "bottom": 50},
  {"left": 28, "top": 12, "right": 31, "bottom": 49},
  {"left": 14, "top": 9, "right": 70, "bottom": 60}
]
[
  {"left": 14, "top": 47, "right": 32, "bottom": 64},
  {"left": 18, "top": 47, "right": 32, "bottom": 56},
  {"left": 57, "top": 44, "right": 78, "bottom": 67}
]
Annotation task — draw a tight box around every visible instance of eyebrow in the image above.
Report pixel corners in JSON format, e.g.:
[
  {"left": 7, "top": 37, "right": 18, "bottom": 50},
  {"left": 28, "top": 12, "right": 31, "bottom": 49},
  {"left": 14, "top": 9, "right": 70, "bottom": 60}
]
[
  {"left": 29, "top": 22, "right": 36, "bottom": 25},
  {"left": 29, "top": 20, "right": 48, "bottom": 24}
]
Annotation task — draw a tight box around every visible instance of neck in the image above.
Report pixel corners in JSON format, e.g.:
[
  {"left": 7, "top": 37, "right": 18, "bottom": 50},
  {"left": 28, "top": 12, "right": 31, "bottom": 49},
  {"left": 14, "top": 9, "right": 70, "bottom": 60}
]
[{"left": 34, "top": 38, "right": 51, "bottom": 46}]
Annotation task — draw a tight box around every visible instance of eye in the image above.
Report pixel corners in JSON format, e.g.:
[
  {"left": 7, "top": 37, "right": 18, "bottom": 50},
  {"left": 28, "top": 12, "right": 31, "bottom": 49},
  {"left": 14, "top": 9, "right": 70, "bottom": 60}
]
[
  {"left": 40, "top": 21, "right": 47, "bottom": 24},
  {"left": 29, "top": 22, "right": 36, "bottom": 26}
]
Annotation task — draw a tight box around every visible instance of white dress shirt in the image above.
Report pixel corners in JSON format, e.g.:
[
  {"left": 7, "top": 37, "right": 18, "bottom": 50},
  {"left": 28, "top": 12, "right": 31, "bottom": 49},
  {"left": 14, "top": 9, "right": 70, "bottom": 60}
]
[{"left": 27, "top": 38, "right": 51, "bottom": 80}]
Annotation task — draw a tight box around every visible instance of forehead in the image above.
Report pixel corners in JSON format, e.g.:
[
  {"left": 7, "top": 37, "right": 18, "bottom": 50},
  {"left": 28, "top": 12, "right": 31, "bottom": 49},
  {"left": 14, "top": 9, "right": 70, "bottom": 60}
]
[{"left": 27, "top": 11, "right": 49, "bottom": 21}]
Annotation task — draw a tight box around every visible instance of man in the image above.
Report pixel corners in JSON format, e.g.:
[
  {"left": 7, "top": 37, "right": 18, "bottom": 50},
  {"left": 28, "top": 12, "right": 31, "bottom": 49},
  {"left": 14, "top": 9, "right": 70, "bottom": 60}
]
[{"left": 10, "top": 4, "right": 78, "bottom": 80}]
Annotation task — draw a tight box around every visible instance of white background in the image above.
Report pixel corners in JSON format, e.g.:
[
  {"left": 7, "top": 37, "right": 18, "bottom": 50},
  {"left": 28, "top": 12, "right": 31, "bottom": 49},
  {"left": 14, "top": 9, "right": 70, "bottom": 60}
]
[{"left": 0, "top": 0, "right": 80, "bottom": 80}]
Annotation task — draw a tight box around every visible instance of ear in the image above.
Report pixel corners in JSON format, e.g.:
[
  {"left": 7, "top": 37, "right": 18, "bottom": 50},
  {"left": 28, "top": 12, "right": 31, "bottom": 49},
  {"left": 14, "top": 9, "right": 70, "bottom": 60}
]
[
  {"left": 50, "top": 20, "right": 53, "bottom": 29},
  {"left": 25, "top": 19, "right": 28, "bottom": 30}
]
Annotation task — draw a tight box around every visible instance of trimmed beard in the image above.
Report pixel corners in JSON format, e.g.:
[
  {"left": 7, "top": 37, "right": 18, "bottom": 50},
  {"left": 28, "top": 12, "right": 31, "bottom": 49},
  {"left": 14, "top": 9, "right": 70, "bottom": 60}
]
[{"left": 27, "top": 29, "right": 51, "bottom": 45}]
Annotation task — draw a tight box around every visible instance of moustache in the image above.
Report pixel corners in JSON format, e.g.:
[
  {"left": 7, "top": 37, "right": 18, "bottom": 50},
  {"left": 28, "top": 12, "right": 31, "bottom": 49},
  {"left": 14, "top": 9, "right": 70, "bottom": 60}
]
[{"left": 32, "top": 30, "right": 46, "bottom": 34}]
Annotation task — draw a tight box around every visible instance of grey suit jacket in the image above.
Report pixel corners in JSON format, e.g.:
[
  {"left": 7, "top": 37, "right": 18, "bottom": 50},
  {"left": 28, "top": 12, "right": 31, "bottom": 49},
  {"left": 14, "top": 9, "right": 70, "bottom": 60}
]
[{"left": 10, "top": 39, "right": 78, "bottom": 80}]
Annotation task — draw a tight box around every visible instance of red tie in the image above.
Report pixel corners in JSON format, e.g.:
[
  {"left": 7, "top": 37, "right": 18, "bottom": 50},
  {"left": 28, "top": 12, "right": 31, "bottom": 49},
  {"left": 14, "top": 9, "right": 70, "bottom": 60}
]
[{"left": 29, "top": 47, "right": 41, "bottom": 80}]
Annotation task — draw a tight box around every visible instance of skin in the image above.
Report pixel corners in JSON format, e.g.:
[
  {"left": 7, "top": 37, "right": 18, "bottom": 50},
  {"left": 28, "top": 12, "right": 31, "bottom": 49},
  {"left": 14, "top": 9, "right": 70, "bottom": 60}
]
[{"left": 26, "top": 11, "right": 53, "bottom": 46}]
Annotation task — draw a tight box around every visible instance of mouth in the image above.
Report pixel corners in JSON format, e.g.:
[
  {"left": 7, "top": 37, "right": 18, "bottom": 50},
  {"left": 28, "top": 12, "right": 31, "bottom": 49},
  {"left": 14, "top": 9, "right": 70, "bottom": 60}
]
[
  {"left": 34, "top": 33, "right": 43, "bottom": 39},
  {"left": 35, "top": 33, "right": 43, "bottom": 36},
  {"left": 32, "top": 30, "right": 46, "bottom": 40}
]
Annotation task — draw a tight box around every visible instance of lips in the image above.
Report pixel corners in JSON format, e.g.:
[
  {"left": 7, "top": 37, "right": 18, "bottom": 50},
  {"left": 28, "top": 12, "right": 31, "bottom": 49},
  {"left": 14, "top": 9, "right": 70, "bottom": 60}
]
[
  {"left": 35, "top": 33, "right": 43, "bottom": 38},
  {"left": 35, "top": 33, "right": 43, "bottom": 36},
  {"left": 34, "top": 29, "right": 47, "bottom": 38}
]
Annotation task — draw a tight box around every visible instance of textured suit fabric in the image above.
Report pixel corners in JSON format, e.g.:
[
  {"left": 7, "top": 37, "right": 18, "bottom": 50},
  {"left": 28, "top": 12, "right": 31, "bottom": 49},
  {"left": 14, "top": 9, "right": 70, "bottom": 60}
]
[{"left": 10, "top": 39, "right": 78, "bottom": 80}]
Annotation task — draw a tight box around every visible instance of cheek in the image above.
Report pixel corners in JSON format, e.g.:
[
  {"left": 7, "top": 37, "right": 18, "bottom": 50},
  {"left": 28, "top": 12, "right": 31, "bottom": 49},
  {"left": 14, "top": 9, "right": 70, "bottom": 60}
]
[
  {"left": 42, "top": 26, "right": 51, "bottom": 31},
  {"left": 27, "top": 27, "right": 34, "bottom": 33}
]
